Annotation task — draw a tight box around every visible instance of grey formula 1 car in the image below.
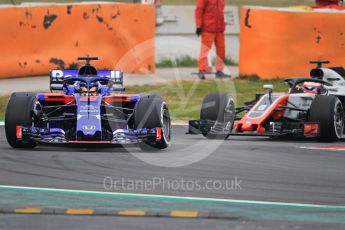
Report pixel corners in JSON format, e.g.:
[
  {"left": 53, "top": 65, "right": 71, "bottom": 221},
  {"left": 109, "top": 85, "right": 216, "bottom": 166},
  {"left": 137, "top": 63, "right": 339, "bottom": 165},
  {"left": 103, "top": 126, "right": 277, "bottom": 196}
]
[{"left": 189, "top": 60, "right": 345, "bottom": 142}]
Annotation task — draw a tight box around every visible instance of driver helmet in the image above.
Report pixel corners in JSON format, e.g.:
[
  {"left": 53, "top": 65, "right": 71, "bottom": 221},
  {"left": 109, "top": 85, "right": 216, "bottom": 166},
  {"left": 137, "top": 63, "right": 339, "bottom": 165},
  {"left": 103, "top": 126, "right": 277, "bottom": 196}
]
[
  {"left": 78, "top": 82, "right": 99, "bottom": 96},
  {"left": 303, "top": 82, "right": 321, "bottom": 94}
]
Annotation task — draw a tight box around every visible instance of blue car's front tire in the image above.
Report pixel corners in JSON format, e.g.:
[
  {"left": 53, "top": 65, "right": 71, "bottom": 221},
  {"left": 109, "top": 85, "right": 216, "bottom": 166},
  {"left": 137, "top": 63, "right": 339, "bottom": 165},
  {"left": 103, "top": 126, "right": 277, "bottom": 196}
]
[
  {"left": 5, "top": 92, "right": 37, "bottom": 148},
  {"left": 133, "top": 94, "right": 171, "bottom": 150}
]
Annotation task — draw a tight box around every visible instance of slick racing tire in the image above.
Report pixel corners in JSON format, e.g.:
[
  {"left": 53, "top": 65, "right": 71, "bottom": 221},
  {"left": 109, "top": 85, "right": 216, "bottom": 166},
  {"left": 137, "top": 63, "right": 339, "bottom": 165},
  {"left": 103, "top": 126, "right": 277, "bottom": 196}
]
[
  {"left": 200, "top": 93, "right": 235, "bottom": 139},
  {"left": 309, "top": 95, "right": 344, "bottom": 142},
  {"left": 5, "top": 92, "right": 37, "bottom": 148},
  {"left": 134, "top": 94, "right": 171, "bottom": 150}
]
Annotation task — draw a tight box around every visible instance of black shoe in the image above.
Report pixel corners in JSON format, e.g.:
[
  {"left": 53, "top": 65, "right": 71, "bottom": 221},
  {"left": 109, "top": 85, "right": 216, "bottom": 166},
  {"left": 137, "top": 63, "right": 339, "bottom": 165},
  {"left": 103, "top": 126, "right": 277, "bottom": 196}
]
[
  {"left": 198, "top": 71, "right": 206, "bottom": 80},
  {"left": 215, "top": 71, "right": 231, "bottom": 79}
]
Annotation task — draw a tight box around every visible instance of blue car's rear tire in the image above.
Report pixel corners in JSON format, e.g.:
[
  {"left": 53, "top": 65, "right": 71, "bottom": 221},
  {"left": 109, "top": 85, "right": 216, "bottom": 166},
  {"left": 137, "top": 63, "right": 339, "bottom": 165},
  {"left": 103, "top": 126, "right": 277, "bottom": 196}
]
[
  {"left": 134, "top": 94, "right": 170, "bottom": 150},
  {"left": 5, "top": 92, "right": 37, "bottom": 148}
]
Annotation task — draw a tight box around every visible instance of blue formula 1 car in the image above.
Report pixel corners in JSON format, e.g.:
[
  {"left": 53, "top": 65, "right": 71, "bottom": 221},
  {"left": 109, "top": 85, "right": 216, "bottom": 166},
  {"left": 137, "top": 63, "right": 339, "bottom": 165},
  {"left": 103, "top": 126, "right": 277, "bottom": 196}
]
[{"left": 5, "top": 57, "right": 171, "bottom": 150}]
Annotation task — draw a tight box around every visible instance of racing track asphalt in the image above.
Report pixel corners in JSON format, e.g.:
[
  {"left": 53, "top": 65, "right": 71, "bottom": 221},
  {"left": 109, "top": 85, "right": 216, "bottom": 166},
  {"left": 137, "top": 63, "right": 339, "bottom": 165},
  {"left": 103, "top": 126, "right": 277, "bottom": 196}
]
[
  {"left": 0, "top": 125, "right": 345, "bottom": 229},
  {"left": 1, "top": 125, "right": 345, "bottom": 204}
]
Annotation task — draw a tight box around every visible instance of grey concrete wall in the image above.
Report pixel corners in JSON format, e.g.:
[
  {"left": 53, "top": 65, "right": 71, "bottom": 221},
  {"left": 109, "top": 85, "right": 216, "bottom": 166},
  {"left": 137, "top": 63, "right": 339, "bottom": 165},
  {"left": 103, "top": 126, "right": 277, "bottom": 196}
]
[{"left": 155, "top": 5, "right": 240, "bottom": 63}]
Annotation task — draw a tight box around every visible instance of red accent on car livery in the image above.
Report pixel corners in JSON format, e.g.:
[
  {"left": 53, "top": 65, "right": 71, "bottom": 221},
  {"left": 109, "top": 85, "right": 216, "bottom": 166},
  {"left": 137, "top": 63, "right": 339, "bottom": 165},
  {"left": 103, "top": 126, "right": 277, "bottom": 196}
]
[
  {"left": 103, "top": 95, "right": 133, "bottom": 104},
  {"left": 304, "top": 123, "right": 319, "bottom": 137},
  {"left": 43, "top": 94, "right": 75, "bottom": 104},
  {"left": 68, "top": 141, "right": 111, "bottom": 144},
  {"left": 234, "top": 94, "right": 289, "bottom": 133},
  {"left": 79, "top": 96, "right": 99, "bottom": 102},
  {"left": 156, "top": 127, "right": 162, "bottom": 141},
  {"left": 16, "top": 126, "right": 22, "bottom": 140}
]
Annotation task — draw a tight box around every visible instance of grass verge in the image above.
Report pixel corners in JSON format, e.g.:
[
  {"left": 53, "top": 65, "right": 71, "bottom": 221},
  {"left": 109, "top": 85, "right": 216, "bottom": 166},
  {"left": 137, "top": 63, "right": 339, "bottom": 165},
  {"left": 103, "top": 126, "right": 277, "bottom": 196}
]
[
  {"left": 156, "top": 56, "right": 198, "bottom": 68},
  {"left": 0, "top": 78, "right": 287, "bottom": 122},
  {"left": 156, "top": 55, "right": 237, "bottom": 68},
  {"left": 0, "top": 96, "right": 8, "bottom": 122}
]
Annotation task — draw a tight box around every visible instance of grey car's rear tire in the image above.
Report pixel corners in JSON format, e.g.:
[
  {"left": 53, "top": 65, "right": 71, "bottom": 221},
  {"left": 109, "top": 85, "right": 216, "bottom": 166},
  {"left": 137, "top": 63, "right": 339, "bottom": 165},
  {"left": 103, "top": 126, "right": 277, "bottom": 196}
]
[
  {"left": 5, "top": 92, "right": 37, "bottom": 148},
  {"left": 134, "top": 94, "right": 170, "bottom": 150},
  {"left": 200, "top": 93, "right": 235, "bottom": 139},
  {"left": 309, "top": 95, "right": 344, "bottom": 142}
]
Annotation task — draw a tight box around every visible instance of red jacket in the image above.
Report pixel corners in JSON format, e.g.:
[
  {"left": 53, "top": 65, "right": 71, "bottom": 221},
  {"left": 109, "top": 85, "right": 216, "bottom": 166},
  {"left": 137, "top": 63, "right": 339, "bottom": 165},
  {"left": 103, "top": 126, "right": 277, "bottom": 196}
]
[
  {"left": 316, "top": 0, "right": 339, "bottom": 6},
  {"left": 195, "top": 0, "right": 225, "bottom": 33},
  {"left": 314, "top": 0, "right": 345, "bottom": 9}
]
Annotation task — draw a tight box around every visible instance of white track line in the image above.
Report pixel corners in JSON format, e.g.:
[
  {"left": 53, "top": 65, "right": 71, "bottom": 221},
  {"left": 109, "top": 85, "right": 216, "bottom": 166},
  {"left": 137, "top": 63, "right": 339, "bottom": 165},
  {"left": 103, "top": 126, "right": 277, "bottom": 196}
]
[
  {"left": 300, "top": 146, "right": 345, "bottom": 151},
  {"left": 0, "top": 185, "right": 345, "bottom": 210}
]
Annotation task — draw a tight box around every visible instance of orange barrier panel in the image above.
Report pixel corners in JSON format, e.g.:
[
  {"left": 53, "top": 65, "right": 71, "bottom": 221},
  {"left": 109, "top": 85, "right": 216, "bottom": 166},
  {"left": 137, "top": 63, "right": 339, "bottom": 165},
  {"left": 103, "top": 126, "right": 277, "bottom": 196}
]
[
  {"left": 0, "top": 3, "right": 155, "bottom": 79},
  {"left": 239, "top": 7, "right": 345, "bottom": 79}
]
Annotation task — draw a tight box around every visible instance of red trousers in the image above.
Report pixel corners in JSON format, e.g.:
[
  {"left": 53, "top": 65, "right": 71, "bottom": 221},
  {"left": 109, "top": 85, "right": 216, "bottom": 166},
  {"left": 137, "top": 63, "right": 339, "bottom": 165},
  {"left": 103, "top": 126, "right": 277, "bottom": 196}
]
[{"left": 198, "top": 31, "right": 225, "bottom": 72}]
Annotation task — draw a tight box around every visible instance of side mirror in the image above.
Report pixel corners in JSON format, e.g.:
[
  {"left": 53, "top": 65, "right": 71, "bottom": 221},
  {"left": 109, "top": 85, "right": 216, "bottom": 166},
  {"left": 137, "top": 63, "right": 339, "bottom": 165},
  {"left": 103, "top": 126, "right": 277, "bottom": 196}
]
[
  {"left": 263, "top": 85, "right": 273, "bottom": 102},
  {"left": 263, "top": 84, "right": 273, "bottom": 92}
]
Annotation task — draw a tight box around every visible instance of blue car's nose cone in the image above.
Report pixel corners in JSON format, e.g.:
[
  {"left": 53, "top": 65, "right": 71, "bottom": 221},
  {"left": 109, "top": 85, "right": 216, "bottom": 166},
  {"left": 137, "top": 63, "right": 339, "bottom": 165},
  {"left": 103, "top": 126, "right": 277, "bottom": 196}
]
[{"left": 75, "top": 95, "right": 102, "bottom": 139}]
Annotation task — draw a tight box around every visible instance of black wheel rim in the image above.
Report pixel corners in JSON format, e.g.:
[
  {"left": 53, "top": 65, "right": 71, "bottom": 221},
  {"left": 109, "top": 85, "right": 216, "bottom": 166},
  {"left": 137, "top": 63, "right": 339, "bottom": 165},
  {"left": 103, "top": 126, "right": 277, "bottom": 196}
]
[
  {"left": 162, "top": 107, "right": 171, "bottom": 142},
  {"left": 224, "top": 98, "right": 235, "bottom": 126},
  {"left": 334, "top": 102, "right": 344, "bottom": 138}
]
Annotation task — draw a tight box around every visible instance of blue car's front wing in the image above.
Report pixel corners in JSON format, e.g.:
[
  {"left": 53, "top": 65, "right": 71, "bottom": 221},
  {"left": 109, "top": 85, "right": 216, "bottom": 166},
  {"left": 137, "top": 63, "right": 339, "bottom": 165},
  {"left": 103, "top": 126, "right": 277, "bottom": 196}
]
[{"left": 17, "top": 126, "right": 162, "bottom": 145}]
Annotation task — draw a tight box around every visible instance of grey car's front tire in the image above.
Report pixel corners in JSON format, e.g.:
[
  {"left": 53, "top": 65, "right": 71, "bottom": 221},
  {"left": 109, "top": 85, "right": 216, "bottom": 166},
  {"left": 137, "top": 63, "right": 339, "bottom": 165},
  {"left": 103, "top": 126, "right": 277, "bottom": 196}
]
[
  {"left": 309, "top": 95, "right": 344, "bottom": 142},
  {"left": 200, "top": 93, "right": 235, "bottom": 139}
]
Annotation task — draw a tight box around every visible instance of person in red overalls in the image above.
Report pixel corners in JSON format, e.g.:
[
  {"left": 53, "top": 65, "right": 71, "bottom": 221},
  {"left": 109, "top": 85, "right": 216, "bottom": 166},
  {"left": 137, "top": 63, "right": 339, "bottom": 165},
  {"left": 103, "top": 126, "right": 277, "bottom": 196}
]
[
  {"left": 315, "top": 0, "right": 344, "bottom": 9},
  {"left": 195, "top": 0, "right": 231, "bottom": 79}
]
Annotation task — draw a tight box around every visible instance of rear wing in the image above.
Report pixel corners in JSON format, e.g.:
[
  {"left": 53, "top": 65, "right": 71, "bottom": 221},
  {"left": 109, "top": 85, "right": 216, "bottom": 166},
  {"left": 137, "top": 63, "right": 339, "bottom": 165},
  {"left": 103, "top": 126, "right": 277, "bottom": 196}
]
[{"left": 50, "top": 70, "right": 124, "bottom": 91}]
